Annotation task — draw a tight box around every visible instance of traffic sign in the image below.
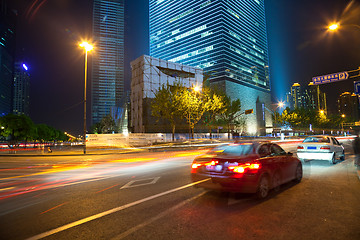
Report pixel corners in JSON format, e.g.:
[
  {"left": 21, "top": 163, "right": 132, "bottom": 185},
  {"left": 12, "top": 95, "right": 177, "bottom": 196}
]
[
  {"left": 354, "top": 81, "right": 360, "bottom": 95},
  {"left": 312, "top": 71, "right": 349, "bottom": 85}
]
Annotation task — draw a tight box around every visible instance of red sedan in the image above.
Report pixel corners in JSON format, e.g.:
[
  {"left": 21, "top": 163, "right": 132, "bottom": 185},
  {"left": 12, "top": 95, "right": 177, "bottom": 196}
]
[{"left": 191, "top": 140, "right": 303, "bottom": 199}]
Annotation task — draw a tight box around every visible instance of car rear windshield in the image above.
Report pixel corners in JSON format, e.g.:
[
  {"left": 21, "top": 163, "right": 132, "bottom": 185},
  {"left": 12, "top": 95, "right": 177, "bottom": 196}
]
[
  {"left": 303, "top": 137, "right": 330, "bottom": 143},
  {"left": 210, "top": 143, "right": 254, "bottom": 156}
]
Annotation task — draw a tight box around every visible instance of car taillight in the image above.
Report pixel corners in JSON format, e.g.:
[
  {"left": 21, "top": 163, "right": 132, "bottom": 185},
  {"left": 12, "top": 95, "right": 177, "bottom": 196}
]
[
  {"left": 191, "top": 160, "right": 218, "bottom": 170},
  {"left": 228, "top": 162, "right": 261, "bottom": 174},
  {"left": 205, "top": 160, "right": 218, "bottom": 166},
  {"left": 191, "top": 163, "right": 202, "bottom": 169},
  {"left": 297, "top": 146, "right": 304, "bottom": 149},
  {"left": 320, "top": 146, "right": 331, "bottom": 150}
]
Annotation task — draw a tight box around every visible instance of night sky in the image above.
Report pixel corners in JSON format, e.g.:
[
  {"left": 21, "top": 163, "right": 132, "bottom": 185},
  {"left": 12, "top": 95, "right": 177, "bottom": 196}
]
[{"left": 6, "top": 0, "right": 360, "bottom": 135}]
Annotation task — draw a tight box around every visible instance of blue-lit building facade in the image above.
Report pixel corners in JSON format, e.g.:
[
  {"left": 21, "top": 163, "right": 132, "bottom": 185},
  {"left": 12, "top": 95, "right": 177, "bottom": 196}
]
[
  {"left": 0, "top": 0, "right": 16, "bottom": 116},
  {"left": 92, "top": 0, "right": 125, "bottom": 126},
  {"left": 149, "top": 0, "right": 272, "bottom": 135},
  {"left": 13, "top": 62, "right": 30, "bottom": 116}
]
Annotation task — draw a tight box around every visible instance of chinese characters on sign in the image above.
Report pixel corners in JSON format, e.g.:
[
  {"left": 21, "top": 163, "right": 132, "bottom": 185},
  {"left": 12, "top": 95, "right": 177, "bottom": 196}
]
[{"left": 312, "top": 71, "right": 349, "bottom": 85}]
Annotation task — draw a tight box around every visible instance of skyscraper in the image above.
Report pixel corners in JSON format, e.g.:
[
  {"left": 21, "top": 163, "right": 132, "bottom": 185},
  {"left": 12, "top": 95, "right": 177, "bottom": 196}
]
[
  {"left": 149, "top": 0, "right": 271, "bottom": 135},
  {"left": 92, "top": 0, "right": 125, "bottom": 125},
  {"left": 290, "top": 83, "right": 302, "bottom": 109},
  {"left": 0, "top": 0, "right": 16, "bottom": 116},
  {"left": 338, "top": 92, "right": 359, "bottom": 121},
  {"left": 13, "top": 61, "right": 30, "bottom": 116}
]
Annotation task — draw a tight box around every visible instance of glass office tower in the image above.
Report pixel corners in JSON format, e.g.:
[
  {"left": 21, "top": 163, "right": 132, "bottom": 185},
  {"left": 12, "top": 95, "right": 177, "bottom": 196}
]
[
  {"left": 92, "top": 0, "right": 125, "bottom": 125},
  {"left": 0, "top": 1, "right": 16, "bottom": 116},
  {"left": 13, "top": 61, "right": 30, "bottom": 116},
  {"left": 149, "top": 0, "right": 272, "bottom": 135}
]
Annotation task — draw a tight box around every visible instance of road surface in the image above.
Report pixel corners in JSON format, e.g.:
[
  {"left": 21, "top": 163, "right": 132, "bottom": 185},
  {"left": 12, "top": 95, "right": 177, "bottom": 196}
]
[{"left": 0, "top": 141, "right": 359, "bottom": 240}]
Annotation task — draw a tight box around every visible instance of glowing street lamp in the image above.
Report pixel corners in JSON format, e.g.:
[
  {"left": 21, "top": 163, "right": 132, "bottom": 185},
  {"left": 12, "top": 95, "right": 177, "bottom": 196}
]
[
  {"left": 193, "top": 85, "right": 201, "bottom": 93},
  {"left": 79, "top": 41, "right": 93, "bottom": 154},
  {"left": 328, "top": 23, "right": 339, "bottom": 31},
  {"left": 277, "top": 101, "right": 284, "bottom": 109}
]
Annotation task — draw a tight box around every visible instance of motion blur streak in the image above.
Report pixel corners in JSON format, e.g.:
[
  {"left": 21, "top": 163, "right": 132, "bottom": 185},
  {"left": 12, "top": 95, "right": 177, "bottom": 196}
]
[
  {"left": 25, "top": 179, "right": 210, "bottom": 240},
  {"left": 26, "top": 0, "right": 48, "bottom": 22},
  {"left": 111, "top": 158, "right": 156, "bottom": 163},
  {"left": 175, "top": 151, "right": 205, "bottom": 157},
  {"left": 40, "top": 202, "right": 68, "bottom": 215},
  {"left": 95, "top": 184, "right": 120, "bottom": 193}
]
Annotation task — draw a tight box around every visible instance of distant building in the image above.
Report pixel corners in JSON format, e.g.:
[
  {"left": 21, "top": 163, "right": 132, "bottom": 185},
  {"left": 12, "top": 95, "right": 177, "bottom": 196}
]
[
  {"left": 12, "top": 61, "right": 30, "bottom": 115},
  {"left": 92, "top": 0, "right": 125, "bottom": 125},
  {"left": 130, "top": 55, "right": 203, "bottom": 133},
  {"left": 149, "top": 0, "right": 272, "bottom": 135},
  {"left": 287, "top": 82, "right": 327, "bottom": 112},
  {"left": 338, "top": 92, "right": 359, "bottom": 121},
  {"left": 0, "top": 0, "right": 16, "bottom": 116},
  {"left": 290, "top": 83, "right": 302, "bottom": 109},
  {"left": 303, "top": 82, "right": 327, "bottom": 112},
  {"left": 285, "top": 91, "right": 293, "bottom": 109}
]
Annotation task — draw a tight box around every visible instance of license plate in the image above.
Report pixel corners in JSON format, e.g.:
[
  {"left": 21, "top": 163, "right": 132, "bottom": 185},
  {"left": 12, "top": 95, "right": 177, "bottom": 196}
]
[
  {"left": 215, "top": 165, "right": 223, "bottom": 172},
  {"left": 206, "top": 165, "right": 223, "bottom": 172},
  {"left": 307, "top": 146, "right": 317, "bottom": 150}
]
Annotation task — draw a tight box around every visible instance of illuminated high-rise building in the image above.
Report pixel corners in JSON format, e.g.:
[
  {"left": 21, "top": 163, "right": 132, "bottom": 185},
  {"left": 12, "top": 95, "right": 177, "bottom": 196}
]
[
  {"left": 13, "top": 62, "right": 30, "bottom": 116},
  {"left": 92, "top": 0, "right": 125, "bottom": 125},
  {"left": 290, "top": 83, "right": 302, "bottom": 109},
  {"left": 149, "top": 0, "right": 272, "bottom": 135},
  {"left": 0, "top": 0, "right": 16, "bottom": 116}
]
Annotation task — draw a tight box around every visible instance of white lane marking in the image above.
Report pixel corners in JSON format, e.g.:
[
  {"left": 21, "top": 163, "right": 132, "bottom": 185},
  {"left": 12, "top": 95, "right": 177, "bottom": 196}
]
[
  {"left": 120, "top": 176, "right": 160, "bottom": 189},
  {"left": 111, "top": 191, "right": 206, "bottom": 240},
  {"left": 25, "top": 178, "right": 210, "bottom": 240}
]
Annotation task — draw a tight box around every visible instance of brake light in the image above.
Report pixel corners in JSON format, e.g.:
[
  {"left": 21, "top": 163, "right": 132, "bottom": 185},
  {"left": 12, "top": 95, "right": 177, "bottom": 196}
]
[
  {"left": 205, "top": 160, "right": 218, "bottom": 166},
  {"left": 228, "top": 162, "right": 261, "bottom": 173},
  {"left": 191, "top": 163, "right": 202, "bottom": 169},
  {"left": 297, "top": 146, "right": 304, "bottom": 149},
  {"left": 320, "top": 146, "right": 331, "bottom": 150},
  {"left": 192, "top": 160, "right": 218, "bottom": 169}
]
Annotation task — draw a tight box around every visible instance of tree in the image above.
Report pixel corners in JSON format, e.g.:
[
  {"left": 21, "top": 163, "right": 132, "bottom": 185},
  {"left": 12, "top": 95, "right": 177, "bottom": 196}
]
[
  {"left": 36, "top": 124, "right": 53, "bottom": 143},
  {"left": 90, "top": 115, "right": 117, "bottom": 134},
  {"left": 99, "top": 114, "right": 116, "bottom": 133},
  {"left": 176, "top": 86, "right": 213, "bottom": 139},
  {"left": 151, "top": 82, "right": 183, "bottom": 141},
  {"left": 0, "top": 114, "right": 35, "bottom": 147},
  {"left": 202, "top": 87, "right": 227, "bottom": 139},
  {"left": 218, "top": 97, "right": 244, "bottom": 139}
]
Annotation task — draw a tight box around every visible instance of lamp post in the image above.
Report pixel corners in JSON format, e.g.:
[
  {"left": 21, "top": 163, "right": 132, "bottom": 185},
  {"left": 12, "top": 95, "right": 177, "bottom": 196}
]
[
  {"left": 79, "top": 42, "right": 93, "bottom": 154},
  {"left": 341, "top": 114, "right": 345, "bottom": 134},
  {"left": 272, "top": 101, "right": 284, "bottom": 131}
]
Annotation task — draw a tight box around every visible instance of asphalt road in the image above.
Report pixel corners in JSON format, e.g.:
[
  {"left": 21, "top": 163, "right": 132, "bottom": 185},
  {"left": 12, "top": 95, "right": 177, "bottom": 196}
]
[{"left": 0, "top": 141, "right": 359, "bottom": 240}]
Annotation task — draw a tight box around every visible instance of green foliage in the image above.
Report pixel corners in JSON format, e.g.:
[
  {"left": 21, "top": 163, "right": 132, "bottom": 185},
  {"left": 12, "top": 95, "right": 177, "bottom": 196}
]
[
  {"left": 0, "top": 114, "right": 35, "bottom": 144},
  {"left": 151, "top": 82, "right": 183, "bottom": 140},
  {"left": 175, "top": 86, "right": 214, "bottom": 138},
  {"left": 150, "top": 80, "right": 248, "bottom": 138},
  {"left": 217, "top": 97, "right": 245, "bottom": 136},
  {"left": 279, "top": 107, "right": 344, "bottom": 131},
  {"left": 91, "top": 115, "right": 117, "bottom": 134},
  {"left": 0, "top": 114, "right": 68, "bottom": 144}
]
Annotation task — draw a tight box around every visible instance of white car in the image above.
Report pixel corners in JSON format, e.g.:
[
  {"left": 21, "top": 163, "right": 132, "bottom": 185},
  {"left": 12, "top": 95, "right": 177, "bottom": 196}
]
[{"left": 296, "top": 136, "right": 345, "bottom": 164}]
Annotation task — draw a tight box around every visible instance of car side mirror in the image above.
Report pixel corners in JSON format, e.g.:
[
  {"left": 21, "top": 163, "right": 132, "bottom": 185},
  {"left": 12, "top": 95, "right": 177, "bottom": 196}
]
[{"left": 287, "top": 152, "right": 293, "bottom": 156}]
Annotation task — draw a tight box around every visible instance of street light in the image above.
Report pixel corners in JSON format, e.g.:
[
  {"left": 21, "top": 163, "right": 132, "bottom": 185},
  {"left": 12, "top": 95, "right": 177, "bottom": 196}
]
[
  {"left": 328, "top": 23, "right": 340, "bottom": 31},
  {"left": 193, "top": 85, "right": 201, "bottom": 93},
  {"left": 79, "top": 41, "right": 93, "bottom": 154},
  {"left": 341, "top": 114, "right": 346, "bottom": 133}
]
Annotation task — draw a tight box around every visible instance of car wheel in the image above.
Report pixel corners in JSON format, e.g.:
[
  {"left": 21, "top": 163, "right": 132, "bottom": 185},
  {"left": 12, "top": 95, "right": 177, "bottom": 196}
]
[
  {"left": 256, "top": 175, "right": 270, "bottom": 199},
  {"left": 293, "top": 163, "right": 303, "bottom": 183},
  {"left": 340, "top": 151, "right": 345, "bottom": 161},
  {"left": 272, "top": 172, "right": 281, "bottom": 192},
  {"left": 330, "top": 153, "right": 336, "bottom": 164}
]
